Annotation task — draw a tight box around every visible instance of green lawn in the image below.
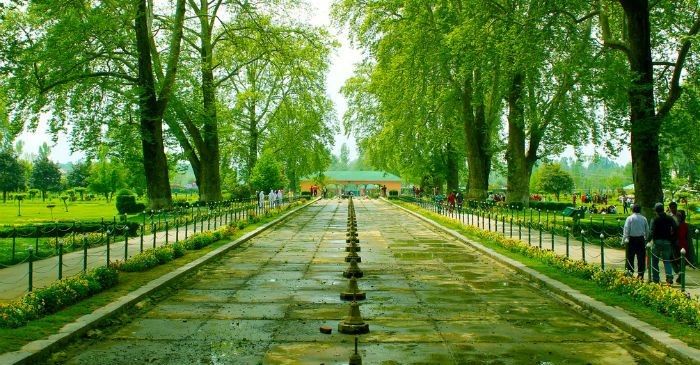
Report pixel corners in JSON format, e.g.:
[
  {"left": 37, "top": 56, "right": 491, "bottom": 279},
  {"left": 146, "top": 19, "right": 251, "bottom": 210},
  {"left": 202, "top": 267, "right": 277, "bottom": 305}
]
[
  {"left": 0, "top": 193, "right": 204, "bottom": 226},
  {"left": 0, "top": 200, "right": 120, "bottom": 225}
]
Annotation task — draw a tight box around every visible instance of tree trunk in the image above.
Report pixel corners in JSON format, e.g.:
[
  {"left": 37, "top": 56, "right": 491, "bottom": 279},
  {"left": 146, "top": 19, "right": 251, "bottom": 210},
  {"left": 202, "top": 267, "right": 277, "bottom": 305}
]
[
  {"left": 445, "top": 142, "right": 459, "bottom": 192},
  {"left": 461, "top": 73, "right": 491, "bottom": 200},
  {"left": 135, "top": 0, "right": 173, "bottom": 210},
  {"left": 195, "top": 0, "right": 223, "bottom": 202},
  {"left": 2, "top": 191, "right": 6, "bottom": 203},
  {"left": 620, "top": 1, "right": 663, "bottom": 217},
  {"left": 505, "top": 73, "right": 535, "bottom": 207},
  {"left": 247, "top": 125, "right": 259, "bottom": 179}
]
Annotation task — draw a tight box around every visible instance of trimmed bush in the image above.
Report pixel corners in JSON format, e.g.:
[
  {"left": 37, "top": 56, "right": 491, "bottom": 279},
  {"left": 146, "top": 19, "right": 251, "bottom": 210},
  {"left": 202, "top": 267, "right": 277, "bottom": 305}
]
[
  {"left": 0, "top": 266, "right": 118, "bottom": 328},
  {"left": 0, "top": 221, "right": 140, "bottom": 239},
  {"left": 528, "top": 201, "right": 572, "bottom": 211},
  {"left": 116, "top": 191, "right": 145, "bottom": 215},
  {"left": 388, "top": 190, "right": 399, "bottom": 197}
]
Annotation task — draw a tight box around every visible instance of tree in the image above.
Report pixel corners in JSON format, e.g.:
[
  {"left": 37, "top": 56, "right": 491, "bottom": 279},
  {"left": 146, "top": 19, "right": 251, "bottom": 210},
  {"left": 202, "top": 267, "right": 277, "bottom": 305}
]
[
  {"left": 249, "top": 152, "right": 287, "bottom": 194},
  {"left": 0, "top": 150, "right": 24, "bottom": 202},
  {"left": 1, "top": 0, "right": 187, "bottom": 210},
  {"left": 88, "top": 158, "right": 125, "bottom": 202},
  {"left": 66, "top": 160, "right": 92, "bottom": 188},
  {"left": 29, "top": 156, "right": 62, "bottom": 201},
  {"left": 594, "top": 1, "right": 700, "bottom": 216},
  {"left": 536, "top": 164, "right": 574, "bottom": 201},
  {"left": 335, "top": 1, "right": 495, "bottom": 198}
]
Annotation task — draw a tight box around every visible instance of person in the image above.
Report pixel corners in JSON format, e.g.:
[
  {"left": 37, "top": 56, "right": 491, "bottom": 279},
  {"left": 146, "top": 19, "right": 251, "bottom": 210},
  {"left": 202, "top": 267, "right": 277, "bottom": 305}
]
[
  {"left": 447, "top": 191, "right": 456, "bottom": 212},
  {"left": 258, "top": 190, "right": 265, "bottom": 208},
  {"left": 648, "top": 202, "right": 678, "bottom": 284},
  {"left": 622, "top": 204, "right": 648, "bottom": 278},
  {"left": 456, "top": 191, "right": 464, "bottom": 212},
  {"left": 277, "top": 189, "right": 283, "bottom": 206},
  {"left": 668, "top": 201, "right": 679, "bottom": 224},
  {"left": 269, "top": 189, "right": 276, "bottom": 208},
  {"left": 573, "top": 193, "right": 577, "bottom": 206},
  {"left": 623, "top": 197, "right": 629, "bottom": 214},
  {"left": 674, "top": 210, "right": 696, "bottom": 276}
]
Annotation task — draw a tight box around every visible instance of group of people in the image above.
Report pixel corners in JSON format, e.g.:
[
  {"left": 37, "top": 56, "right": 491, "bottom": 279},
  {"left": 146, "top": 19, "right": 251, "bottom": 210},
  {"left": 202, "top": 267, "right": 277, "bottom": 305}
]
[
  {"left": 622, "top": 201, "right": 697, "bottom": 285},
  {"left": 446, "top": 191, "right": 465, "bottom": 211},
  {"left": 258, "top": 189, "right": 284, "bottom": 208}
]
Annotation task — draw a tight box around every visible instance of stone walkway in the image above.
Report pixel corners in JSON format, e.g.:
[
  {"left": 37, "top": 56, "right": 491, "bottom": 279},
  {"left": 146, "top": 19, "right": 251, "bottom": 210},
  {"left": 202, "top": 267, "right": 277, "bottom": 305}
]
[
  {"left": 55, "top": 199, "right": 676, "bottom": 364},
  {"left": 427, "top": 204, "right": 700, "bottom": 298}
]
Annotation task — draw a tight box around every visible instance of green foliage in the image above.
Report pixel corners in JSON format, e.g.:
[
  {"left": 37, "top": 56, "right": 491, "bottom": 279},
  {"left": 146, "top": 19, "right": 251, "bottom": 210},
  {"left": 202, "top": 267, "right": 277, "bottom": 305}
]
[
  {"left": 29, "top": 156, "right": 62, "bottom": 199},
  {"left": 250, "top": 153, "right": 287, "bottom": 193},
  {"left": 66, "top": 160, "right": 91, "bottom": 188},
  {"left": 528, "top": 201, "right": 572, "bottom": 212},
  {"left": 228, "top": 184, "right": 254, "bottom": 200},
  {"left": 88, "top": 154, "right": 125, "bottom": 202},
  {"left": 115, "top": 193, "right": 144, "bottom": 215},
  {"left": 535, "top": 164, "right": 574, "bottom": 201},
  {"left": 0, "top": 150, "right": 24, "bottom": 199},
  {"left": 0, "top": 221, "right": 140, "bottom": 239},
  {"left": 0, "top": 266, "right": 118, "bottom": 328},
  {"left": 388, "top": 190, "right": 399, "bottom": 197}
]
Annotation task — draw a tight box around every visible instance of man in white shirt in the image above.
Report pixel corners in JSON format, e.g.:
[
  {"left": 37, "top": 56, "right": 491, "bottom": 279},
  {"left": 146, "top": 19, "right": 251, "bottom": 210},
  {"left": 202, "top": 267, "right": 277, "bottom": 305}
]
[
  {"left": 622, "top": 204, "right": 649, "bottom": 278},
  {"left": 258, "top": 190, "right": 265, "bottom": 208},
  {"left": 269, "top": 190, "right": 276, "bottom": 208}
]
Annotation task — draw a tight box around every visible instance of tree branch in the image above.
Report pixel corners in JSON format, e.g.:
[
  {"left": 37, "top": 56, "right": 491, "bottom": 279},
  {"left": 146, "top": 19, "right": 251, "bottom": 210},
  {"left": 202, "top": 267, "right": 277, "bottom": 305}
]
[{"left": 657, "top": 16, "right": 700, "bottom": 119}]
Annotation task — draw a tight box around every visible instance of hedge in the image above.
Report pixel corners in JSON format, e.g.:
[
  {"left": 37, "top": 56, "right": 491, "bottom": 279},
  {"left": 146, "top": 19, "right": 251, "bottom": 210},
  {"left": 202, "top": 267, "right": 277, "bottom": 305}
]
[
  {"left": 0, "top": 266, "right": 119, "bottom": 328},
  {"left": 528, "top": 201, "right": 572, "bottom": 211},
  {"left": 0, "top": 221, "right": 140, "bottom": 239}
]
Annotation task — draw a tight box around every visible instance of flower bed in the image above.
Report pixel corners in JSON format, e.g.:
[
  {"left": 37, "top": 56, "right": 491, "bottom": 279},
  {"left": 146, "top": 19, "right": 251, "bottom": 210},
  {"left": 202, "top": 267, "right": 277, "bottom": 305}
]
[{"left": 0, "top": 266, "right": 119, "bottom": 328}]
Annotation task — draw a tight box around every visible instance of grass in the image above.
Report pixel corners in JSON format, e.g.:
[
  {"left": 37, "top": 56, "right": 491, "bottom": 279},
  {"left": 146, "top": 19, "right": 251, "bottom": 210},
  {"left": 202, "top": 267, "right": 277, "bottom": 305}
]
[
  {"left": 0, "top": 200, "right": 120, "bottom": 225},
  {"left": 394, "top": 200, "right": 700, "bottom": 349},
  {"left": 0, "top": 200, "right": 261, "bottom": 266},
  {"left": 0, "top": 205, "right": 299, "bottom": 355},
  {"left": 0, "top": 193, "right": 227, "bottom": 225}
]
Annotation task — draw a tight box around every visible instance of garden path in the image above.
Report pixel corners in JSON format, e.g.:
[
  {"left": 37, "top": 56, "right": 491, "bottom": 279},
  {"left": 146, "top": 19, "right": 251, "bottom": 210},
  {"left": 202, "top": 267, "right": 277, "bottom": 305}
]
[{"left": 56, "top": 199, "right": 674, "bottom": 364}]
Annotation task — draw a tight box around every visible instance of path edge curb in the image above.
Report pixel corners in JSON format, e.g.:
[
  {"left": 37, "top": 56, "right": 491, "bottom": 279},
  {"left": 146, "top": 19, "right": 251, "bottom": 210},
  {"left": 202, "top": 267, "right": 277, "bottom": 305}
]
[
  {"left": 0, "top": 198, "right": 318, "bottom": 365},
  {"left": 385, "top": 199, "right": 700, "bottom": 365}
]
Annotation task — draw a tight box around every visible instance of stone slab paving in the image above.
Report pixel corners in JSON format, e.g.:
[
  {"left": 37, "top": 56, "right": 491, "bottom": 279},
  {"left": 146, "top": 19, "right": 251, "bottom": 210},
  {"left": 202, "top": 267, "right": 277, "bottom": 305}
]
[{"left": 56, "top": 199, "right": 677, "bottom": 364}]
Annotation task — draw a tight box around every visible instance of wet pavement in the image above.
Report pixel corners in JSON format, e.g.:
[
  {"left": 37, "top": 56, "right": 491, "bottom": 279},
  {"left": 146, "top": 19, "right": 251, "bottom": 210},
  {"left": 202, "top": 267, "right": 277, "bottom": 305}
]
[{"left": 57, "top": 199, "right": 675, "bottom": 364}]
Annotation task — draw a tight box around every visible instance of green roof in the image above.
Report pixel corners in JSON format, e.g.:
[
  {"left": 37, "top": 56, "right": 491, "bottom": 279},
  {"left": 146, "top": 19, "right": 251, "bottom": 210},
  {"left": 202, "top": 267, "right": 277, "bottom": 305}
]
[{"left": 303, "top": 170, "right": 402, "bottom": 182}]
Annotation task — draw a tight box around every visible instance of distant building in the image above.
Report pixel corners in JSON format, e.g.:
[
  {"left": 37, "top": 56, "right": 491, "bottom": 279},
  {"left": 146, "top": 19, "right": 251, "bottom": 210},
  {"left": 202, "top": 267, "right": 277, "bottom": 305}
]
[{"left": 300, "top": 171, "right": 402, "bottom": 197}]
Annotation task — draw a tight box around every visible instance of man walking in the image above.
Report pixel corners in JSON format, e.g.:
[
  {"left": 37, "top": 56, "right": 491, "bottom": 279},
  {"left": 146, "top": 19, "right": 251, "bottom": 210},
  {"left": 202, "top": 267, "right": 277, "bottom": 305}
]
[
  {"left": 622, "top": 204, "right": 648, "bottom": 278},
  {"left": 648, "top": 203, "right": 678, "bottom": 285}
]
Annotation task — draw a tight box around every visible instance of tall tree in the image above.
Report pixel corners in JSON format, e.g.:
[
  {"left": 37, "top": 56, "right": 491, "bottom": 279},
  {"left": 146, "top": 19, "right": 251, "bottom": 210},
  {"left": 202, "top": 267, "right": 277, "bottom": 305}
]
[
  {"left": 595, "top": 0, "right": 700, "bottom": 215},
  {"left": 30, "top": 155, "right": 61, "bottom": 201},
  {"left": 0, "top": 0, "right": 187, "bottom": 209},
  {"left": 0, "top": 150, "right": 24, "bottom": 202}
]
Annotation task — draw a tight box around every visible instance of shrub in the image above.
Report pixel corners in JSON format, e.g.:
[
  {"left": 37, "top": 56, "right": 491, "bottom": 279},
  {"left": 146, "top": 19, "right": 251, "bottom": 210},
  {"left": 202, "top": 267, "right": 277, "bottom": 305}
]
[
  {"left": 301, "top": 191, "right": 312, "bottom": 197},
  {"left": 528, "top": 201, "right": 572, "bottom": 211},
  {"left": 389, "top": 190, "right": 399, "bottom": 197},
  {"left": 116, "top": 193, "right": 142, "bottom": 215},
  {"left": 0, "top": 221, "right": 140, "bottom": 239},
  {"left": 0, "top": 266, "right": 118, "bottom": 328}
]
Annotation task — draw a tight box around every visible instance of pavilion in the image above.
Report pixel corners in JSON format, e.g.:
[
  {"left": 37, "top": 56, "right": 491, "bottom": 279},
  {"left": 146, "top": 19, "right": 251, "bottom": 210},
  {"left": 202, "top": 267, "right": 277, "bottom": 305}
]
[{"left": 299, "top": 170, "right": 402, "bottom": 197}]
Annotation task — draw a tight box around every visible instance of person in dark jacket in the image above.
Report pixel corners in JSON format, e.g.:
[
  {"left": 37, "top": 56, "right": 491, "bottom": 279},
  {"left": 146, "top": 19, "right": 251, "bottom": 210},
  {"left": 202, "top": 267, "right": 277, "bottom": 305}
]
[{"left": 648, "top": 202, "right": 678, "bottom": 284}]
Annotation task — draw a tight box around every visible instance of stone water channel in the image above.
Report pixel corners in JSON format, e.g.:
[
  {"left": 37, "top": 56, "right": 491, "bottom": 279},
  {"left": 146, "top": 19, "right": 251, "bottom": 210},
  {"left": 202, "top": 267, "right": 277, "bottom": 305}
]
[{"left": 54, "top": 199, "right": 675, "bottom": 364}]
